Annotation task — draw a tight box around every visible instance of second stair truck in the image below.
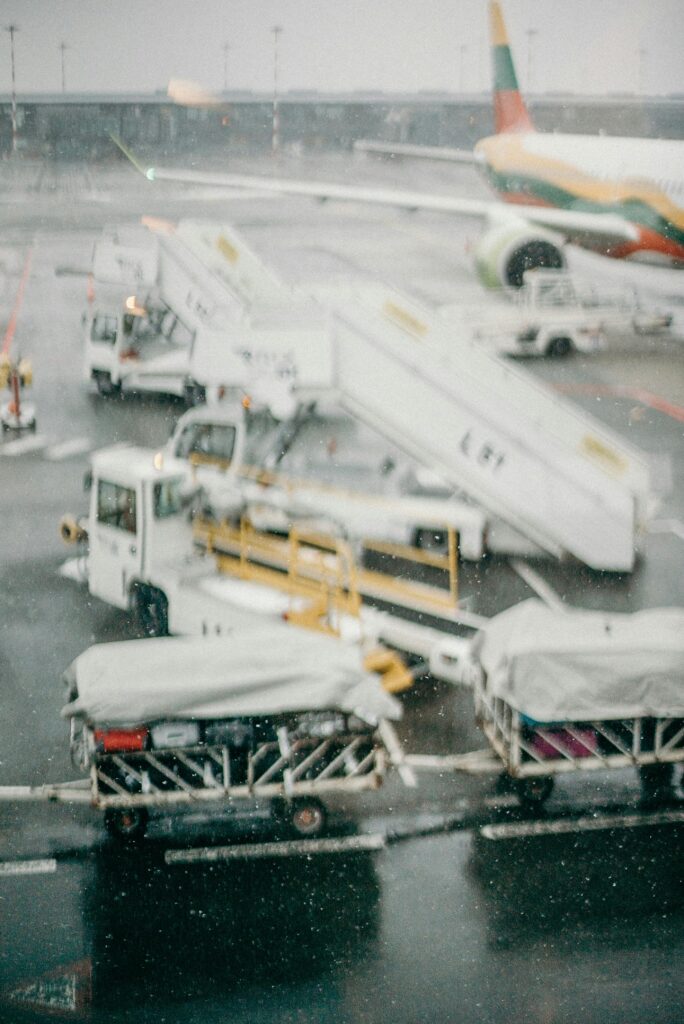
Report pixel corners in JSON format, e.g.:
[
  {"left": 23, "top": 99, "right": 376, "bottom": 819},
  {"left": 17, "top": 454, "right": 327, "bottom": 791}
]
[
  {"left": 63, "top": 443, "right": 473, "bottom": 686},
  {"left": 61, "top": 622, "right": 405, "bottom": 841},
  {"left": 465, "top": 599, "right": 684, "bottom": 808},
  {"left": 83, "top": 219, "right": 333, "bottom": 405},
  {"left": 164, "top": 400, "right": 491, "bottom": 563}
]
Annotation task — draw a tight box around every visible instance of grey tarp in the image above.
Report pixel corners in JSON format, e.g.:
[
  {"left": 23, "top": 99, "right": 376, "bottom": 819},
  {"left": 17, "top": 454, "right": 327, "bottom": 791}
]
[
  {"left": 471, "top": 599, "right": 684, "bottom": 722},
  {"left": 62, "top": 622, "right": 401, "bottom": 726}
]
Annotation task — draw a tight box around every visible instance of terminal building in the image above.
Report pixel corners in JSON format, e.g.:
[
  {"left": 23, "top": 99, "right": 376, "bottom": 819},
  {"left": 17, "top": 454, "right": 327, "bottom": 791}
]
[{"left": 0, "top": 90, "right": 682, "bottom": 160}]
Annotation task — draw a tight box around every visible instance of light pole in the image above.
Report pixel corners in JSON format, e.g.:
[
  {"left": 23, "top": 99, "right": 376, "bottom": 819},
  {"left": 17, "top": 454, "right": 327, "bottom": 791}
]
[
  {"left": 526, "top": 28, "right": 538, "bottom": 94},
  {"left": 223, "top": 41, "right": 229, "bottom": 92},
  {"left": 638, "top": 46, "right": 647, "bottom": 95},
  {"left": 4, "top": 24, "right": 19, "bottom": 155},
  {"left": 59, "top": 41, "right": 68, "bottom": 93},
  {"left": 271, "top": 25, "right": 282, "bottom": 155}
]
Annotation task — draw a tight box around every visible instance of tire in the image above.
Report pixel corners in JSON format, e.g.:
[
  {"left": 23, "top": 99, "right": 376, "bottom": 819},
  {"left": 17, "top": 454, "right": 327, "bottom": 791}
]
[
  {"left": 134, "top": 586, "right": 169, "bottom": 637},
  {"left": 514, "top": 775, "right": 554, "bottom": 809},
  {"left": 545, "top": 336, "right": 572, "bottom": 358},
  {"left": 183, "top": 382, "right": 206, "bottom": 407},
  {"left": 94, "top": 371, "right": 121, "bottom": 397},
  {"left": 639, "top": 764, "right": 675, "bottom": 806},
  {"left": 288, "top": 798, "right": 327, "bottom": 838},
  {"left": 104, "top": 807, "right": 148, "bottom": 841},
  {"left": 414, "top": 527, "right": 448, "bottom": 553}
]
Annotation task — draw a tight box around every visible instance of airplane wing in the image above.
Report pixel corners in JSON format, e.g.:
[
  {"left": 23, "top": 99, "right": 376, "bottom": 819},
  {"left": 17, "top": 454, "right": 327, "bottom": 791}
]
[
  {"left": 113, "top": 137, "right": 638, "bottom": 247},
  {"left": 352, "top": 140, "right": 477, "bottom": 164}
]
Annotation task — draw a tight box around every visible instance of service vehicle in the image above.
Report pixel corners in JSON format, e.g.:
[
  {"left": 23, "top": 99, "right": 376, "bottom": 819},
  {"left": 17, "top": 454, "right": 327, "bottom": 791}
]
[
  {"left": 0, "top": 355, "right": 36, "bottom": 433},
  {"left": 61, "top": 625, "right": 403, "bottom": 840},
  {"left": 60, "top": 443, "right": 473, "bottom": 685},
  {"left": 440, "top": 269, "right": 673, "bottom": 357}
]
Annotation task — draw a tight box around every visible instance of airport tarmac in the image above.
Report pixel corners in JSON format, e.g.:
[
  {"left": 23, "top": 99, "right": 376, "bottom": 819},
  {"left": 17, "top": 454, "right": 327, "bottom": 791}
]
[{"left": 1, "top": 153, "right": 683, "bottom": 1023}]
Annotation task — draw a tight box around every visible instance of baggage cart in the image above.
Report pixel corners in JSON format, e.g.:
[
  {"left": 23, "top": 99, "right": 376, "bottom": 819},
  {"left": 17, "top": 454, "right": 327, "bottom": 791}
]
[
  {"left": 470, "top": 600, "right": 684, "bottom": 807},
  {"left": 61, "top": 626, "right": 403, "bottom": 839}
]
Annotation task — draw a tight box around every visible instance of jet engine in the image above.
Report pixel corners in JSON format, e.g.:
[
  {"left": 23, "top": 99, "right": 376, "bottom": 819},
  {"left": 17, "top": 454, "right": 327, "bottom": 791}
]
[{"left": 475, "top": 221, "right": 566, "bottom": 289}]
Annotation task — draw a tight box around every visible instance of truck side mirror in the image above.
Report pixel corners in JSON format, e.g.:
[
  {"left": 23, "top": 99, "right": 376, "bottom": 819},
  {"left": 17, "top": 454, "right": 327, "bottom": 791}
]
[{"left": 83, "top": 470, "right": 93, "bottom": 493}]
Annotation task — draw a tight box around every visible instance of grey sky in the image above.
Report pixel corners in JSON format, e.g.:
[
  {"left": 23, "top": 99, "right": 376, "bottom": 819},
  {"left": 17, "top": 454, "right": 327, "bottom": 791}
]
[{"left": 0, "top": 0, "right": 682, "bottom": 98}]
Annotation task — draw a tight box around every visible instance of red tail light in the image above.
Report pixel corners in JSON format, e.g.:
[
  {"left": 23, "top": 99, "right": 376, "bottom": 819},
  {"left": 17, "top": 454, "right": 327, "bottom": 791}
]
[{"left": 94, "top": 727, "right": 149, "bottom": 753}]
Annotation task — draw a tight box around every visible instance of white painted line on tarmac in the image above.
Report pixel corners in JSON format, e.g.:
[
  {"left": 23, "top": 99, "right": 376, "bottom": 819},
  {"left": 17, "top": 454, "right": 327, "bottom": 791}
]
[
  {"left": 165, "top": 833, "right": 386, "bottom": 865},
  {"left": 480, "top": 807, "right": 684, "bottom": 841},
  {"left": 509, "top": 559, "right": 566, "bottom": 611},
  {"left": 44, "top": 438, "right": 92, "bottom": 461},
  {"left": 0, "top": 858, "right": 58, "bottom": 877},
  {"left": 648, "top": 518, "right": 684, "bottom": 542},
  {"left": 0, "top": 434, "right": 48, "bottom": 456}
]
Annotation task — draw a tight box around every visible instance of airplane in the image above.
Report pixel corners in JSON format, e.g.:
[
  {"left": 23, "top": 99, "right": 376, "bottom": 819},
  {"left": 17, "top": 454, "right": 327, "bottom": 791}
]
[{"left": 117, "top": 1, "right": 684, "bottom": 290}]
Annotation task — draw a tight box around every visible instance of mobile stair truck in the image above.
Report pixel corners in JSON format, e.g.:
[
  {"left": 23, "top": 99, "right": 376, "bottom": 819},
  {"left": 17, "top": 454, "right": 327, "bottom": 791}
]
[{"left": 83, "top": 219, "right": 330, "bottom": 405}]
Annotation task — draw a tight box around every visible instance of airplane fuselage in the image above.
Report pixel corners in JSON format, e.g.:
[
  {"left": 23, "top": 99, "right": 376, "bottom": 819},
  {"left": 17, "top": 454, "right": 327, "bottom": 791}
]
[{"left": 475, "top": 132, "right": 684, "bottom": 264}]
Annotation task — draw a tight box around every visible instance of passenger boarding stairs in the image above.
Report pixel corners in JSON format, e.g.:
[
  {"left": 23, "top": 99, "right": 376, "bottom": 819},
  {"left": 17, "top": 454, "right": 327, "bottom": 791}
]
[
  {"left": 324, "top": 289, "right": 652, "bottom": 572},
  {"left": 145, "top": 223, "right": 652, "bottom": 572}
]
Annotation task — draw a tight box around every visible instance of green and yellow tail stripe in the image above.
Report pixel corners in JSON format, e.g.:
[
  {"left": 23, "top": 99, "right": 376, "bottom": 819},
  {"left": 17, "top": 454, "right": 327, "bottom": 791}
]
[{"left": 489, "top": 1, "right": 534, "bottom": 133}]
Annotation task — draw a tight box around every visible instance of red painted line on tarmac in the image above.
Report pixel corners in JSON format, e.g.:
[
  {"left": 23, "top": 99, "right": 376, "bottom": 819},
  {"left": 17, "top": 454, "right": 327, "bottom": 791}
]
[
  {"left": 554, "top": 382, "right": 684, "bottom": 424},
  {"left": 2, "top": 248, "right": 34, "bottom": 355}
]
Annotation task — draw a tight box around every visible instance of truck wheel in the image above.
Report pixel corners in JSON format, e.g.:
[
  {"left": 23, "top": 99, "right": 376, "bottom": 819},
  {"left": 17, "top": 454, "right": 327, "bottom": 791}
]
[
  {"left": 134, "top": 586, "right": 169, "bottom": 637},
  {"left": 104, "top": 807, "right": 148, "bottom": 841},
  {"left": 413, "top": 527, "right": 448, "bottom": 553},
  {"left": 183, "top": 382, "right": 206, "bottom": 407},
  {"left": 546, "top": 336, "right": 572, "bottom": 358},
  {"left": 94, "top": 371, "right": 121, "bottom": 397},
  {"left": 514, "top": 775, "right": 554, "bottom": 809},
  {"left": 289, "top": 798, "right": 327, "bottom": 838}
]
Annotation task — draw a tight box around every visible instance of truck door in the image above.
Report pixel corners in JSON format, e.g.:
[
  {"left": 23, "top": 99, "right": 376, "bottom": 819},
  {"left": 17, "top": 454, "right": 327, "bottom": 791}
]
[
  {"left": 88, "top": 477, "right": 143, "bottom": 608},
  {"left": 85, "top": 312, "right": 118, "bottom": 377}
]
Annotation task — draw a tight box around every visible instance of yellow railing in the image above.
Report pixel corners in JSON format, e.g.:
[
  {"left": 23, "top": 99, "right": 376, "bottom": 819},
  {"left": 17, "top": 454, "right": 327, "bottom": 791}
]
[{"left": 193, "top": 515, "right": 459, "bottom": 632}]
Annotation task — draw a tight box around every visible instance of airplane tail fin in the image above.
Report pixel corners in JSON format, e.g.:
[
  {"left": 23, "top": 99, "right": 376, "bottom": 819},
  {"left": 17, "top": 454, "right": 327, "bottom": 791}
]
[{"left": 490, "top": 1, "right": 534, "bottom": 133}]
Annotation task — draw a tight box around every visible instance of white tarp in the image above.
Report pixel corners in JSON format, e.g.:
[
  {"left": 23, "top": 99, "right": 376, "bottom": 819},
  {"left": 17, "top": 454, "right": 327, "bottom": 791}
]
[
  {"left": 472, "top": 599, "right": 684, "bottom": 722},
  {"left": 62, "top": 623, "right": 401, "bottom": 726}
]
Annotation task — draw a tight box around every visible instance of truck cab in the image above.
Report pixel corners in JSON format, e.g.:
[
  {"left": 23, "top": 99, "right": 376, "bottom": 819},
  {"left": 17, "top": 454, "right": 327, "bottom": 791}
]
[
  {"left": 87, "top": 447, "right": 193, "bottom": 611},
  {"left": 84, "top": 299, "right": 195, "bottom": 397}
]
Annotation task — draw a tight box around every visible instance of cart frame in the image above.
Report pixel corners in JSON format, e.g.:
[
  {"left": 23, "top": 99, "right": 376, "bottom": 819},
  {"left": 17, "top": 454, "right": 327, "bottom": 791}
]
[
  {"left": 474, "top": 673, "right": 684, "bottom": 779},
  {"left": 74, "top": 721, "right": 387, "bottom": 812}
]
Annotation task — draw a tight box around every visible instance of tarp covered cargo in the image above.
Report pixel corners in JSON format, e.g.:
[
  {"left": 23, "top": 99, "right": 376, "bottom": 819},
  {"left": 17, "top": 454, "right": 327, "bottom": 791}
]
[
  {"left": 471, "top": 599, "right": 684, "bottom": 722},
  {"left": 61, "top": 623, "right": 401, "bottom": 726}
]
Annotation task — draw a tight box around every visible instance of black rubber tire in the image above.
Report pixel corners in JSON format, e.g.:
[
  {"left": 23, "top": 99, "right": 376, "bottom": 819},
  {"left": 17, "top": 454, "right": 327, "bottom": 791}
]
[
  {"left": 183, "top": 381, "right": 207, "bottom": 407},
  {"left": 134, "top": 586, "right": 169, "bottom": 637},
  {"left": 104, "top": 807, "right": 149, "bottom": 841},
  {"left": 413, "top": 527, "right": 448, "bottom": 553},
  {"left": 288, "top": 798, "right": 328, "bottom": 838},
  {"left": 546, "top": 336, "right": 573, "bottom": 358},
  {"left": 94, "top": 371, "right": 121, "bottom": 397},
  {"left": 514, "top": 775, "right": 554, "bottom": 809},
  {"left": 639, "top": 764, "right": 675, "bottom": 805}
]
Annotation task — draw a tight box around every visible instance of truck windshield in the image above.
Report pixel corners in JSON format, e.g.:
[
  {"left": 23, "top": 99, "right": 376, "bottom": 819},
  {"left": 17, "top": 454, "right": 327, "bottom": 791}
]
[{"left": 175, "top": 423, "right": 237, "bottom": 462}]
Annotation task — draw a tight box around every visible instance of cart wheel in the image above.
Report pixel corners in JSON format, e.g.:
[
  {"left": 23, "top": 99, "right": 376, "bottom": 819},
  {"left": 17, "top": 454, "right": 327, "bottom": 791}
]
[
  {"left": 104, "top": 807, "right": 149, "bottom": 841},
  {"left": 514, "top": 776, "right": 554, "bottom": 809},
  {"left": 639, "top": 764, "right": 675, "bottom": 806},
  {"left": 94, "top": 371, "right": 121, "bottom": 397},
  {"left": 289, "top": 798, "right": 327, "bottom": 838}
]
